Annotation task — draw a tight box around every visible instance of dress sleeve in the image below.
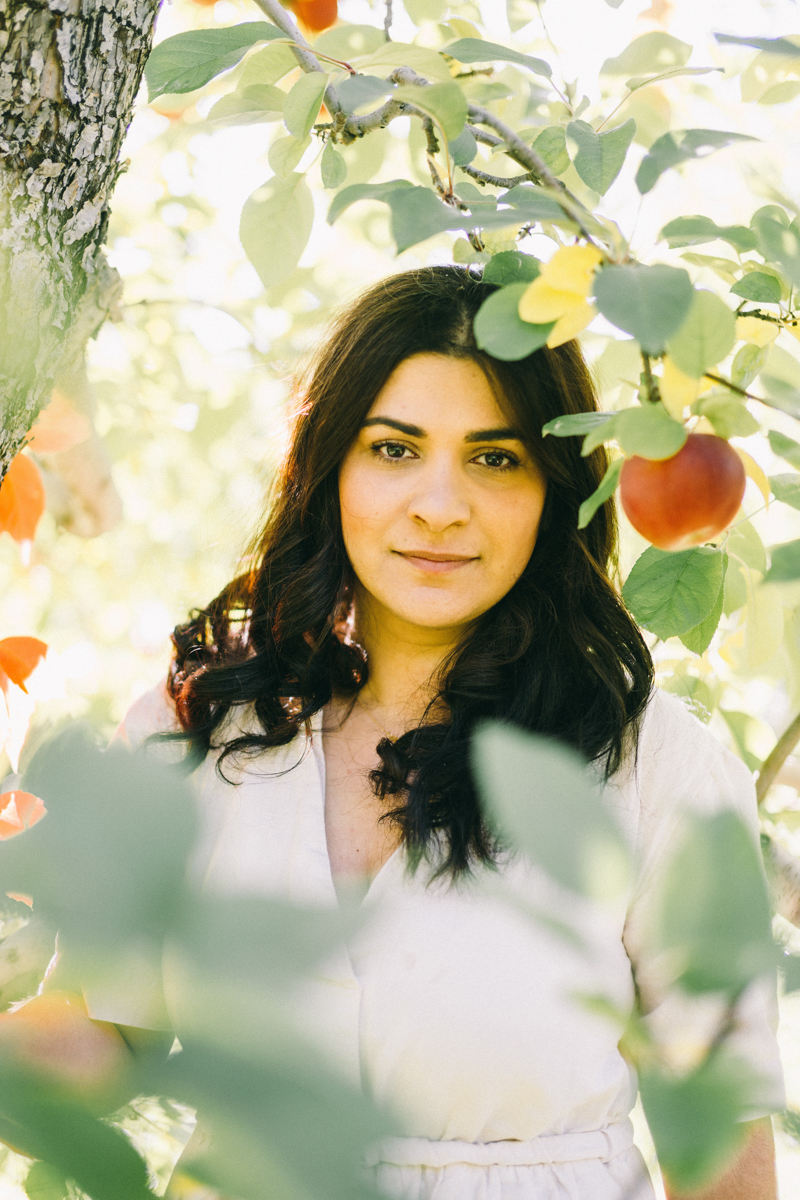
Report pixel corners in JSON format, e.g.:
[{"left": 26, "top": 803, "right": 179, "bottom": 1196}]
[
  {"left": 622, "top": 689, "right": 785, "bottom": 1118},
  {"left": 82, "top": 680, "right": 179, "bottom": 1032}
]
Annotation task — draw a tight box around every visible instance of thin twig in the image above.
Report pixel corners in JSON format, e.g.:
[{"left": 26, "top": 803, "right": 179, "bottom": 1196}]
[
  {"left": 465, "top": 123, "right": 505, "bottom": 149},
  {"left": 459, "top": 165, "right": 537, "bottom": 188},
  {"left": 757, "top": 709, "right": 800, "bottom": 804},
  {"left": 383, "top": 0, "right": 393, "bottom": 41}
]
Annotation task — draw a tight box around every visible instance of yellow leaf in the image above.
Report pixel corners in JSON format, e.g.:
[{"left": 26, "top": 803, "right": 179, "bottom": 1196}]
[
  {"left": 541, "top": 244, "right": 604, "bottom": 296},
  {"left": 519, "top": 280, "right": 584, "bottom": 324},
  {"left": 783, "top": 323, "right": 800, "bottom": 345},
  {"left": 546, "top": 301, "right": 596, "bottom": 348},
  {"left": 733, "top": 446, "right": 770, "bottom": 507},
  {"left": 692, "top": 416, "right": 716, "bottom": 435},
  {"left": 659, "top": 357, "right": 699, "bottom": 419},
  {"left": 735, "top": 316, "right": 779, "bottom": 347}
]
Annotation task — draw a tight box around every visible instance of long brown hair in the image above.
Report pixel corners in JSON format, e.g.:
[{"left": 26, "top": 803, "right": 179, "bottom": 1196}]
[{"left": 167, "top": 266, "right": 653, "bottom": 876}]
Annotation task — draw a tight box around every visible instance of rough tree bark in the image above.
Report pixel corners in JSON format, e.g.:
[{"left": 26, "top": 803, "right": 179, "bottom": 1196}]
[{"left": 0, "top": 0, "right": 161, "bottom": 481}]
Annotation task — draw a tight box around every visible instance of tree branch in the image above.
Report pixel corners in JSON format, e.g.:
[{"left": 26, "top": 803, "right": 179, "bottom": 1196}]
[
  {"left": 459, "top": 165, "right": 537, "bottom": 188},
  {"left": 250, "top": 0, "right": 345, "bottom": 116},
  {"left": 384, "top": 0, "right": 393, "bottom": 40},
  {"left": 757, "top": 709, "right": 800, "bottom": 804}
]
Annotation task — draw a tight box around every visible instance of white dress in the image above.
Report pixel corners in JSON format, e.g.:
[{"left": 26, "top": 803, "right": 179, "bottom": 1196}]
[{"left": 90, "top": 683, "right": 785, "bottom": 1200}]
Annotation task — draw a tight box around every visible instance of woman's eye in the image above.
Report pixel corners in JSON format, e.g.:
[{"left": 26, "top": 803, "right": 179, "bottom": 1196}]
[
  {"left": 374, "top": 441, "right": 415, "bottom": 461},
  {"left": 474, "top": 450, "right": 518, "bottom": 470}
]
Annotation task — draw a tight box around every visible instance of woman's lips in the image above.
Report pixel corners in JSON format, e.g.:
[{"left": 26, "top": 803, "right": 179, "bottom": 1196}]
[{"left": 394, "top": 551, "right": 478, "bottom": 574}]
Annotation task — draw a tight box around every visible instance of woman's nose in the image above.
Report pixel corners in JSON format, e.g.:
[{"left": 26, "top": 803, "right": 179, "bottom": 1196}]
[{"left": 406, "top": 458, "right": 470, "bottom": 531}]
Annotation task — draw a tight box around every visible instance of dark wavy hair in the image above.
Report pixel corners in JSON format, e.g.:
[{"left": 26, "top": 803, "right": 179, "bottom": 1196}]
[{"left": 167, "top": 265, "right": 653, "bottom": 877}]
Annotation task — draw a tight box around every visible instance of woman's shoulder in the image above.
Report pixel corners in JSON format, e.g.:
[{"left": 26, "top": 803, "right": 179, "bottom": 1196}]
[
  {"left": 606, "top": 686, "right": 758, "bottom": 868},
  {"left": 635, "top": 686, "right": 754, "bottom": 808}
]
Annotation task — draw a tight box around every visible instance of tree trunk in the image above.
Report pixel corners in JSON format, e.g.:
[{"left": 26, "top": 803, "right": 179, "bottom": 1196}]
[{"left": 0, "top": 0, "right": 160, "bottom": 480}]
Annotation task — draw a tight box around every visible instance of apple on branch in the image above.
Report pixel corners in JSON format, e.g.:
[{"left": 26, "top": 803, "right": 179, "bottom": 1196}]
[{"left": 619, "top": 433, "right": 746, "bottom": 552}]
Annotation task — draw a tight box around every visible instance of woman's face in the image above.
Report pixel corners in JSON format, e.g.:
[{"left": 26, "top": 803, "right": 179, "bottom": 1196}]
[{"left": 338, "top": 353, "right": 547, "bottom": 639}]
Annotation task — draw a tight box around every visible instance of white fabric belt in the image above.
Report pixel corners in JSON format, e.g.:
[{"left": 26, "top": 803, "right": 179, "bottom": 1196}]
[{"left": 366, "top": 1118, "right": 634, "bottom": 1169}]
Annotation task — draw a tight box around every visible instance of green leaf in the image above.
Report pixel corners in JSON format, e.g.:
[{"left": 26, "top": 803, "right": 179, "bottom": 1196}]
[
  {"left": 404, "top": 0, "right": 447, "bottom": 23},
  {"left": 731, "top": 342, "right": 768, "bottom": 389},
  {"left": 714, "top": 33, "right": 800, "bottom": 56},
  {"left": 581, "top": 416, "right": 620, "bottom": 456},
  {"left": 720, "top": 709, "right": 764, "bottom": 770},
  {"left": 240, "top": 173, "right": 314, "bottom": 288},
  {"left": 593, "top": 264, "right": 694, "bottom": 355},
  {"left": 761, "top": 373, "right": 800, "bottom": 418},
  {"left": 614, "top": 404, "right": 687, "bottom": 459},
  {"left": 601, "top": 32, "right": 692, "bottom": 77},
  {"left": 326, "top": 179, "right": 413, "bottom": 225},
  {"left": 578, "top": 458, "right": 622, "bottom": 529},
  {"left": 336, "top": 74, "right": 394, "bottom": 112},
  {"left": 207, "top": 84, "right": 285, "bottom": 127},
  {"left": 681, "top": 252, "right": 740, "bottom": 284},
  {"left": 680, "top": 554, "right": 727, "bottom": 654},
  {"left": 314, "top": 25, "right": 388, "bottom": 58},
  {"left": 507, "top": 0, "right": 540, "bottom": 31},
  {"left": 530, "top": 127, "right": 570, "bottom": 176},
  {"left": 145, "top": 23, "right": 283, "bottom": 99},
  {"left": 283, "top": 71, "right": 329, "bottom": 140},
  {"left": 622, "top": 545, "right": 725, "bottom": 638},
  {"left": 320, "top": 141, "right": 348, "bottom": 189},
  {"left": 386, "top": 186, "right": 464, "bottom": 253},
  {"left": 541, "top": 412, "right": 615, "bottom": 438},
  {"left": 727, "top": 518, "right": 766, "bottom": 573},
  {"left": 730, "top": 272, "right": 782, "bottom": 303},
  {"left": 780, "top": 951, "right": 800, "bottom": 994},
  {"left": 393, "top": 81, "right": 468, "bottom": 141},
  {"left": 770, "top": 474, "right": 800, "bottom": 509},
  {"left": 636, "top": 129, "right": 757, "bottom": 195},
  {"left": 567, "top": 118, "right": 636, "bottom": 195},
  {"left": 501, "top": 185, "right": 571, "bottom": 224},
  {"left": 444, "top": 37, "right": 552, "bottom": 78},
  {"left": 9, "top": 726, "right": 196, "bottom": 956},
  {"left": 268, "top": 134, "right": 311, "bottom": 178},
  {"left": 449, "top": 126, "right": 477, "bottom": 165},
  {"left": 483, "top": 251, "right": 540, "bottom": 286},
  {"left": 667, "top": 290, "right": 736, "bottom": 378},
  {"left": 656, "top": 810, "right": 774, "bottom": 993},
  {"left": 660, "top": 216, "right": 757, "bottom": 253},
  {"left": 768, "top": 429, "right": 800, "bottom": 469},
  {"left": 765, "top": 538, "right": 800, "bottom": 583},
  {"left": 471, "top": 723, "right": 630, "bottom": 898},
  {"left": 639, "top": 1057, "right": 752, "bottom": 1195},
  {"left": 753, "top": 214, "right": 800, "bottom": 287},
  {"left": 695, "top": 395, "right": 759, "bottom": 439},
  {"left": 626, "top": 65, "right": 723, "bottom": 91},
  {"left": 352, "top": 42, "right": 453, "bottom": 83},
  {"left": 473, "top": 284, "right": 553, "bottom": 361},
  {"left": 0, "top": 1066, "right": 153, "bottom": 1200},
  {"left": 24, "top": 1162, "right": 70, "bottom": 1200},
  {"left": 240, "top": 43, "right": 299, "bottom": 87}
]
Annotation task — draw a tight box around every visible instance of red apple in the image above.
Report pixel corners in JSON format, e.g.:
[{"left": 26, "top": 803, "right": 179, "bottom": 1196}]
[{"left": 619, "top": 433, "right": 746, "bottom": 552}]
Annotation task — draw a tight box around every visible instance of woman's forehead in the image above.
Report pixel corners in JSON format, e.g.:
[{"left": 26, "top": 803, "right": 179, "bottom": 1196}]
[{"left": 367, "top": 354, "right": 511, "bottom": 433}]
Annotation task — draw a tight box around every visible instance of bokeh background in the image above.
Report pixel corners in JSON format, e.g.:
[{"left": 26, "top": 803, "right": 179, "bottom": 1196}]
[{"left": 3, "top": 0, "right": 800, "bottom": 1192}]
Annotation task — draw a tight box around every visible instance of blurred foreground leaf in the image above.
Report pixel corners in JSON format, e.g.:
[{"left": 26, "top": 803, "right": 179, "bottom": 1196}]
[
  {"left": 639, "top": 1056, "right": 752, "bottom": 1193},
  {"left": 3, "top": 725, "right": 195, "bottom": 968},
  {"left": 593, "top": 264, "right": 693, "bottom": 354},
  {"left": 655, "top": 812, "right": 773, "bottom": 993},
  {"left": 471, "top": 723, "right": 630, "bottom": 898}
]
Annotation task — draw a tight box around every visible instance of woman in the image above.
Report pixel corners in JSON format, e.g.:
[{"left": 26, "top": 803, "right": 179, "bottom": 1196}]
[{"left": 112, "top": 266, "right": 782, "bottom": 1199}]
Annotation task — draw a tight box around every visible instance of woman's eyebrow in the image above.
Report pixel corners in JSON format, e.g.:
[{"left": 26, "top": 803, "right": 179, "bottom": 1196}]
[
  {"left": 464, "top": 427, "right": 521, "bottom": 442},
  {"left": 362, "top": 416, "right": 425, "bottom": 436}
]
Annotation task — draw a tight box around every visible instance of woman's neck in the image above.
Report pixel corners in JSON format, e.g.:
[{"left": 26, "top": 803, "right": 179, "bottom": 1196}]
[{"left": 353, "top": 592, "right": 465, "bottom": 723}]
